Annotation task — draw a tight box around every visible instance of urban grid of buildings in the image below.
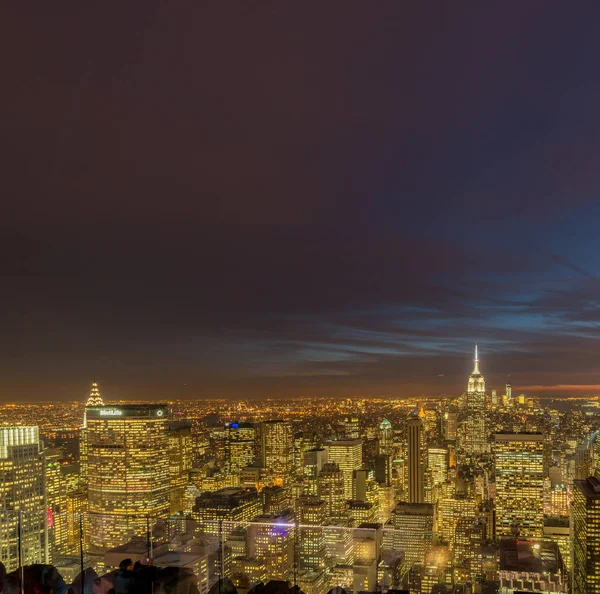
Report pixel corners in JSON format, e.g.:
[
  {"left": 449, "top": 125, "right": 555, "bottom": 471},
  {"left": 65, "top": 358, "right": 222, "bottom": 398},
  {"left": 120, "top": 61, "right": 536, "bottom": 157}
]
[{"left": 2, "top": 354, "right": 600, "bottom": 594}]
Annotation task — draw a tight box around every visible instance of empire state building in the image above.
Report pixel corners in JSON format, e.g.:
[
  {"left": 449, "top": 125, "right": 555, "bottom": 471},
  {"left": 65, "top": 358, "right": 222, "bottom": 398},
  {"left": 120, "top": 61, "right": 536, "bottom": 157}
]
[{"left": 464, "top": 344, "right": 488, "bottom": 454}]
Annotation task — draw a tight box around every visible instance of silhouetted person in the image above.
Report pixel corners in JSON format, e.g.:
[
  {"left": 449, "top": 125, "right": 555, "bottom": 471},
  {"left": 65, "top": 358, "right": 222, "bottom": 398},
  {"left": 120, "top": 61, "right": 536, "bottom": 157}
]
[
  {"left": 131, "top": 560, "right": 156, "bottom": 594},
  {"left": 114, "top": 560, "right": 135, "bottom": 594}
]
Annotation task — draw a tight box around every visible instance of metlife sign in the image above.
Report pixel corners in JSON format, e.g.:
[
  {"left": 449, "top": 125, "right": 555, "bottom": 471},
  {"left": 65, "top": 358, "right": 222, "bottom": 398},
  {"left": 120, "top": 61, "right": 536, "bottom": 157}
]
[
  {"left": 99, "top": 408, "right": 123, "bottom": 416},
  {"left": 86, "top": 405, "right": 169, "bottom": 419}
]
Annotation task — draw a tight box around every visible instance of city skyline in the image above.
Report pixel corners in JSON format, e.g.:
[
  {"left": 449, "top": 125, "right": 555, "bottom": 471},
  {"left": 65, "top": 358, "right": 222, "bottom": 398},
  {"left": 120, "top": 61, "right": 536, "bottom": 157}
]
[
  {"left": 0, "top": 344, "right": 595, "bottom": 403},
  {"left": 3, "top": 4, "right": 600, "bottom": 401}
]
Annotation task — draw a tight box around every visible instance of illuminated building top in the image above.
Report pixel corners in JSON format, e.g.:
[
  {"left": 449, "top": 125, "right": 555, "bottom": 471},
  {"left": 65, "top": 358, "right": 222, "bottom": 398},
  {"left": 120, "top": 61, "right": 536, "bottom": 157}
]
[
  {"left": 467, "top": 343, "right": 485, "bottom": 394},
  {"left": 86, "top": 381, "right": 104, "bottom": 407}
]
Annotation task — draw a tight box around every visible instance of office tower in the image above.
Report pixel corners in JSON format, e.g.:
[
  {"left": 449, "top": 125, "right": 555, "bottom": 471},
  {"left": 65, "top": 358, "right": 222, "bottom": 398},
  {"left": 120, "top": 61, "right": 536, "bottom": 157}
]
[
  {"left": 261, "top": 420, "right": 293, "bottom": 485},
  {"left": 573, "top": 476, "right": 600, "bottom": 594},
  {"left": 85, "top": 404, "right": 171, "bottom": 551},
  {"left": 491, "top": 389, "right": 497, "bottom": 406},
  {"left": 194, "top": 488, "right": 262, "bottom": 535},
  {"left": 422, "top": 408, "right": 439, "bottom": 442},
  {"left": 454, "top": 516, "right": 486, "bottom": 568},
  {"left": 249, "top": 512, "right": 295, "bottom": 581},
  {"left": 317, "top": 462, "right": 347, "bottom": 522},
  {"left": 426, "top": 447, "right": 448, "bottom": 503},
  {"left": 464, "top": 345, "right": 488, "bottom": 455},
  {"left": 387, "top": 503, "right": 435, "bottom": 569},
  {"left": 168, "top": 421, "right": 193, "bottom": 515},
  {"left": 0, "top": 427, "right": 47, "bottom": 572},
  {"left": 304, "top": 448, "right": 328, "bottom": 495},
  {"left": 505, "top": 383, "right": 512, "bottom": 404},
  {"left": 543, "top": 517, "right": 571, "bottom": 573},
  {"left": 347, "top": 501, "right": 375, "bottom": 525},
  {"left": 443, "top": 411, "right": 457, "bottom": 441},
  {"left": 297, "top": 495, "right": 326, "bottom": 570},
  {"left": 294, "top": 431, "right": 310, "bottom": 472},
  {"left": 353, "top": 468, "right": 368, "bottom": 502},
  {"left": 407, "top": 411, "right": 426, "bottom": 504},
  {"left": 46, "top": 448, "right": 68, "bottom": 557},
  {"left": 344, "top": 417, "right": 360, "bottom": 439},
  {"left": 438, "top": 494, "right": 477, "bottom": 545},
  {"left": 325, "top": 438, "right": 363, "bottom": 500},
  {"left": 374, "top": 454, "right": 392, "bottom": 486},
  {"left": 494, "top": 433, "right": 544, "bottom": 538},
  {"left": 378, "top": 419, "right": 394, "bottom": 456},
  {"left": 226, "top": 422, "right": 256, "bottom": 474},
  {"left": 353, "top": 524, "right": 383, "bottom": 593},
  {"left": 262, "top": 485, "right": 292, "bottom": 514},
  {"left": 576, "top": 442, "right": 593, "bottom": 480}
]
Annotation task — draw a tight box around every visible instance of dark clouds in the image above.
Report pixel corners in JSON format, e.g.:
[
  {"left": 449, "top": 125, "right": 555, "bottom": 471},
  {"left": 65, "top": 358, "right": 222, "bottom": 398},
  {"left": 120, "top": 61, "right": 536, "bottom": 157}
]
[{"left": 2, "top": 2, "right": 600, "bottom": 400}]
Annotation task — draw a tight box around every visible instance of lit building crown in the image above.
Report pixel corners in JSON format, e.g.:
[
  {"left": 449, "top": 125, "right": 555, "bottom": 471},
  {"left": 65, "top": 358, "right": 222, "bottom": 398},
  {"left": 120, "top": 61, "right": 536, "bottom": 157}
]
[
  {"left": 467, "top": 344, "right": 485, "bottom": 394},
  {"left": 86, "top": 381, "right": 104, "bottom": 407}
]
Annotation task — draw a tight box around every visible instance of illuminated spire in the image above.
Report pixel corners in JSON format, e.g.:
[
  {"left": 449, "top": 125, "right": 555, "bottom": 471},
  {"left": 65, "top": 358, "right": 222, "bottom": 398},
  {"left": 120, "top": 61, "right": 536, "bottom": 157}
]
[
  {"left": 86, "top": 381, "right": 104, "bottom": 407},
  {"left": 472, "top": 343, "right": 480, "bottom": 375}
]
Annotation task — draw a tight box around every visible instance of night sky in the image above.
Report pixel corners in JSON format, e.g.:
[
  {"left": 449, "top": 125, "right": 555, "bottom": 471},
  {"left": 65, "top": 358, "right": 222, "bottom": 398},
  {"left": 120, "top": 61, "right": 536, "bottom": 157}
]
[{"left": 3, "top": 3, "right": 600, "bottom": 401}]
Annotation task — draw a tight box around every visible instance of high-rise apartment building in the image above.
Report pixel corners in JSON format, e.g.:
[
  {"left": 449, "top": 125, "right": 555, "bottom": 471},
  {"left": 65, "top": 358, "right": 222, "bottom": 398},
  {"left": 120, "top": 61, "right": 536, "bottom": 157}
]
[
  {"left": 325, "top": 438, "right": 363, "bottom": 500},
  {"left": 407, "top": 411, "right": 426, "bottom": 504},
  {"left": 85, "top": 405, "right": 171, "bottom": 551},
  {"left": 0, "top": 427, "right": 47, "bottom": 572},
  {"left": 573, "top": 476, "right": 600, "bottom": 594},
  {"left": 494, "top": 433, "right": 544, "bottom": 538},
  {"left": 464, "top": 345, "right": 487, "bottom": 454},
  {"left": 261, "top": 420, "right": 293, "bottom": 485}
]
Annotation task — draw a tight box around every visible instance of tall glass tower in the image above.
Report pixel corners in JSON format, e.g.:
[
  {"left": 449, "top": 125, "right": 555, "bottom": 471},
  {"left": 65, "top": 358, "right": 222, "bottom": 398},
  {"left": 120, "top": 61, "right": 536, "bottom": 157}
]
[{"left": 0, "top": 427, "right": 47, "bottom": 571}]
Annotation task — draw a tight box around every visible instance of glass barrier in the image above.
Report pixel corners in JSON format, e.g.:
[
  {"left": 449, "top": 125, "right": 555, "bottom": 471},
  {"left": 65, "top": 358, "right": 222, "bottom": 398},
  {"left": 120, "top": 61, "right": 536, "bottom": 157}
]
[{"left": 0, "top": 511, "right": 573, "bottom": 594}]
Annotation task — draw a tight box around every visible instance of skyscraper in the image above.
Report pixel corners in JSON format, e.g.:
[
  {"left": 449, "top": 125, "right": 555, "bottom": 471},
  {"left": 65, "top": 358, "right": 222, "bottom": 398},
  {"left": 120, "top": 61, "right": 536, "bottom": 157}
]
[
  {"left": 226, "top": 422, "right": 256, "bottom": 474},
  {"left": 407, "top": 411, "right": 426, "bottom": 504},
  {"left": 0, "top": 427, "right": 47, "bottom": 572},
  {"left": 464, "top": 344, "right": 488, "bottom": 454},
  {"left": 261, "top": 420, "right": 294, "bottom": 485},
  {"left": 168, "top": 421, "right": 193, "bottom": 515},
  {"left": 494, "top": 433, "right": 544, "bottom": 538},
  {"left": 304, "top": 447, "right": 328, "bottom": 496},
  {"left": 573, "top": 476, "right": 600, "bottom": 594},
  {"left": 317, "top": 462, "right": 346, "bottom": 522},
  {"left": 378, "top": 419, "right": 394, "bottom": 456},
  {"left": 85, "top": 404, "right": 171, "bottom": 551},
  {"left": 344, "top": 417, "right": 360, "bottom": 439},
  {"left": 325, "top": 438, "right": 363, "bottom": 500},
  {"left": 425, "top": 447, "right": 448, "bottom": 503}
]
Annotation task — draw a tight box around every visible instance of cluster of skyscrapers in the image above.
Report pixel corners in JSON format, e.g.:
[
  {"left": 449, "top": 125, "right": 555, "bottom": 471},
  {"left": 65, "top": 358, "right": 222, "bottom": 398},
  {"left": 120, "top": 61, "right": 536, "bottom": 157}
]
[{"left": 2, "top": 355, "right": 600, "bottom": 594}]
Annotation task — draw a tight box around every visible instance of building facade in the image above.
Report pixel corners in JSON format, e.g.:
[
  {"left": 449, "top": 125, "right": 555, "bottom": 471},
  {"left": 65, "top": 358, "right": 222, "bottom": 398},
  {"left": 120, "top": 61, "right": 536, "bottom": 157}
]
[
  {"left": 85, "top": 405, "right": 171, "bottom": 551},
  {"left": 494, "top": 432, "right": 544, "bottom": 538}
]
